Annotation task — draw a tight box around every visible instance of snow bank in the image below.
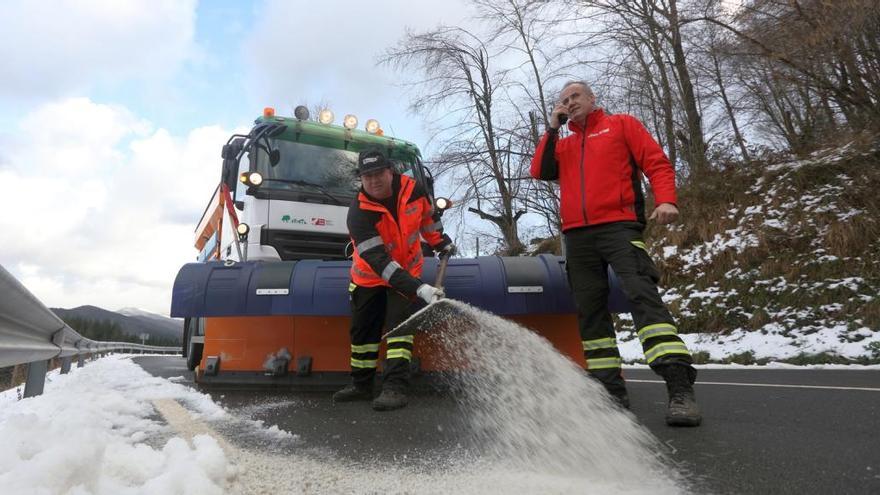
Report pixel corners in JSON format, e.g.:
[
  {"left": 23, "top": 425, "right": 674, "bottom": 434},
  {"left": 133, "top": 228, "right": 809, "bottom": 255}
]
[{"left": 0, "top": 355, "right": 233, "bottom": 494}]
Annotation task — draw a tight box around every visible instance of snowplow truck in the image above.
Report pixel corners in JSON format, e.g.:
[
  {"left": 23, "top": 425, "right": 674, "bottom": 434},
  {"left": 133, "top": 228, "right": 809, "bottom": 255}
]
[{"left": 171, "top": 106, "right": 629, "bottom": 387}]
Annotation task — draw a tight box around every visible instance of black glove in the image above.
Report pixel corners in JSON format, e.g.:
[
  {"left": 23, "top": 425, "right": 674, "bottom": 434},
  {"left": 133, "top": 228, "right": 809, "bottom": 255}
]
[{"left": 437, "top": 236, "right": 457, "bottom": 257}]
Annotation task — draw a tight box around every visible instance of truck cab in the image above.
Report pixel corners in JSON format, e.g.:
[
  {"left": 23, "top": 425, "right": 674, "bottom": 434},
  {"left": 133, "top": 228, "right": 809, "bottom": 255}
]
[{"left": 195, "top": 107, "right": 433, "bottom": 263}]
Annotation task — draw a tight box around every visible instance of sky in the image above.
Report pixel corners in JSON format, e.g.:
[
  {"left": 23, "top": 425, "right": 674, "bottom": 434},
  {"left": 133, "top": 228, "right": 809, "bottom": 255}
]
[{"left": 0, "top": 0, "right": 475, "bottom": 316}]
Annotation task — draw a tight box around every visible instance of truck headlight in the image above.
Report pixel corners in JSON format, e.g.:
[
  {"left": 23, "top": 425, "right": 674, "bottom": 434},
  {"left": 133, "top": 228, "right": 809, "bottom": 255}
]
[
  {"left": 343, "top": 114, "right": 358, "bottom": 130},
  {"left": 365, "top": 119, "right": 380, "bottom": 134},
  {"left": 294, "top": 105, "right": 310, "bottom": 120},
  {"left": 435, "top": 197, "right": 452, "bottom": 211},
  {"left": 237, "top": 223, "right": 250, "bottom": 236},
  {"left": 318, "top": 109, "right": 334, "bottom": 125},
  {"left": 240, "top": 171, "right": 263, "bottom": 186}
]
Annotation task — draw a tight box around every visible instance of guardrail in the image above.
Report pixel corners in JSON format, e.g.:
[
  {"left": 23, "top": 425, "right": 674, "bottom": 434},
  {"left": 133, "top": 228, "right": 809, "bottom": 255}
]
[{"left": 1, "top": 264, "right": 180, "bottom": 397}]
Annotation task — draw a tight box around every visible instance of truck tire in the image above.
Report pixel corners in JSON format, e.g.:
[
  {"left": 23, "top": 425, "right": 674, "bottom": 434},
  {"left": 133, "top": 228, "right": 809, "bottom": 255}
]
[
  {"left": 182, "top": 318, "right": 191, "bottom": 357},
  {"left": 186, "top": 339, "right": 203, "bottom": 371}
]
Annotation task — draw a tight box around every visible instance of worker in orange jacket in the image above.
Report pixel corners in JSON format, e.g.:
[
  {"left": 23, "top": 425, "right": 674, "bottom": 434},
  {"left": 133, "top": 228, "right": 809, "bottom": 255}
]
[{"left": 333, "top": 150, "right": 455, "bottom": 411}]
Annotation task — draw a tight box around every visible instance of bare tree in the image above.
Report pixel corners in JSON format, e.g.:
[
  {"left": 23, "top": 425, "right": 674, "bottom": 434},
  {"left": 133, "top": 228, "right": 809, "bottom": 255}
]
[
  {"left": 472, "top": 0, "right": 574, "bottom": 243},
  {"left": 382, "top": 27, "right": 528, "bottom": 254},
  {"left": 692, "top": 0, "right": 880, "bottom": 133},
  {"left": 707, "top": 42, "right": 750, "bottom": 161},
  {"left": 574, "top": 0, "right": 711, "bottom": 175}
]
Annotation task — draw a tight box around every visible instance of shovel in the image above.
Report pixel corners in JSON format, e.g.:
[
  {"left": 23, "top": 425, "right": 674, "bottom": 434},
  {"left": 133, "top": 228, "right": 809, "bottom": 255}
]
[{"left": 382, "top": 253, "right": 468, "bottom": 339}]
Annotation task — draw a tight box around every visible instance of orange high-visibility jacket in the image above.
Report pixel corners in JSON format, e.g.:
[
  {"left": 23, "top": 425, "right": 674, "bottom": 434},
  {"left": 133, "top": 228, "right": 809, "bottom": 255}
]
[{"left": 348, "top": 174, "right": 451, "bottom": 296}]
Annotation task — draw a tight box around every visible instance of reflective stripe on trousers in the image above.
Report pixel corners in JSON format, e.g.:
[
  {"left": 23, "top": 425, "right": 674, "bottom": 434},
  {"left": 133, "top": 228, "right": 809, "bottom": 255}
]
[
  {"left": 582, "top": 337, "right": 621, "bottom": 370},
  {"left": 637, "top": 323, "right": 691, "bottom": 364}
]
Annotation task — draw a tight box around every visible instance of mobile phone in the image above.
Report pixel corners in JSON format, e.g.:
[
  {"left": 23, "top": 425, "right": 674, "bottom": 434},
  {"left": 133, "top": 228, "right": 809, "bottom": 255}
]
[{"left": 558, "top": 113, "right": 568, "bottom": 125}]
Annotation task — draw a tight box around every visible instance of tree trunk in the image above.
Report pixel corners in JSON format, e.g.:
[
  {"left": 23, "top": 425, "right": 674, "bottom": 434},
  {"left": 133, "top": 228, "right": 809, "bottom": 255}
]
[
  {"left": 711, "top": 50, "right": 750, "bottom": 162},
  {"left": 666, "top": 0, "right": 708, "bottom": 175}
]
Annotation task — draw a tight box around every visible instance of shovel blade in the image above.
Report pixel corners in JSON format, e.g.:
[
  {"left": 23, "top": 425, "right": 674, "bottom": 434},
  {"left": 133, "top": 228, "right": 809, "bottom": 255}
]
[{"left": 383, "top": 299, "right": 472, "bottom": 339}]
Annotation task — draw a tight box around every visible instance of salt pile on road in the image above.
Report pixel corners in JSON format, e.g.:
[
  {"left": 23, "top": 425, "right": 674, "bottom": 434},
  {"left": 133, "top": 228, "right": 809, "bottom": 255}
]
[{"left": 421, "top": 299, "right": 686, "bottom": 493}]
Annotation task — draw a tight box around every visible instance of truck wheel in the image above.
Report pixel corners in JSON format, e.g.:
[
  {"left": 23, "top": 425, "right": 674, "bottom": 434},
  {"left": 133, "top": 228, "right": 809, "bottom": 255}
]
[
  {"left": 182, "top": 318, "right": 191, "bottom": 357},
  {"left": 186, "top": 340, "right": 203, "bottom": 371}
]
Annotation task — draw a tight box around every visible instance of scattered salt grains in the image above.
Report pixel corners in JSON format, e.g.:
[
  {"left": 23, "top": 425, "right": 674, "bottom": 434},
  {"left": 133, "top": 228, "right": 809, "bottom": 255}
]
[{"left": 417, "top": 300, "right": 686, "bottom": 492}]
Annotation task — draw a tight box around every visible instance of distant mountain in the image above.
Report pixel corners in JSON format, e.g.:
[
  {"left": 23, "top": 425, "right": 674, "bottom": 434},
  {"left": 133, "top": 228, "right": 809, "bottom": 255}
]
[{"left": 51, "top": 305, "right": 183, "bottom": 344}]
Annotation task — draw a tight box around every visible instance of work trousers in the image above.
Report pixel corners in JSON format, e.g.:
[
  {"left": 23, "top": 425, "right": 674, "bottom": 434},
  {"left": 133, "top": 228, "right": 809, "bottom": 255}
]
[
  {"left": 348, "top": 283, "right": 419, "bottom": 392},
  {"left": 564, "top": 222, "right": 694, "bottom": 398}
]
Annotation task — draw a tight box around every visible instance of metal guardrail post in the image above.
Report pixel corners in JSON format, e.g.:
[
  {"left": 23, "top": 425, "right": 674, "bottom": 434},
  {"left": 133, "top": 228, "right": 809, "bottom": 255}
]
[
  {"left": 24, "top": 360, "right": 49, "bottom": 398},
  {"left": 60, "top": 356, "right": 72, "bottom": 374},
  {"left": 77, "top": 355, "right": 85, "bottom": 368}
]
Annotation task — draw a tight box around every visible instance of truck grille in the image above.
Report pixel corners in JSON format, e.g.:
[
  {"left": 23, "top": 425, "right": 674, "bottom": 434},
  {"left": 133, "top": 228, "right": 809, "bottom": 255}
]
[{"left": 262, "top": 229, "right": 351, "bottom": 261}]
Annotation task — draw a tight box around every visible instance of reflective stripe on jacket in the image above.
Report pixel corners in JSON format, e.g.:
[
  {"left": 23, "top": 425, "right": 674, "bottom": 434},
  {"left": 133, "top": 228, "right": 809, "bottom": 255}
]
[{"left": 530, "top": 108, "right": 677, "bottom": 231}]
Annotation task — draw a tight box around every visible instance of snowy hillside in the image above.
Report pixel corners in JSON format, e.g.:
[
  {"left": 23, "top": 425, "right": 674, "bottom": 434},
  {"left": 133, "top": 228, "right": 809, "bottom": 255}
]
[{"left": 621, "top": 138, "right": 880, "bottom": 364}]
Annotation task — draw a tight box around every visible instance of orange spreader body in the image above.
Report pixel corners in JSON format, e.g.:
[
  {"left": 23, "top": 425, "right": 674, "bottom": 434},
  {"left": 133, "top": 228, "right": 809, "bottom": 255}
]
[{"left": 198, "top": 314, "right": 582, "bottom": 380}]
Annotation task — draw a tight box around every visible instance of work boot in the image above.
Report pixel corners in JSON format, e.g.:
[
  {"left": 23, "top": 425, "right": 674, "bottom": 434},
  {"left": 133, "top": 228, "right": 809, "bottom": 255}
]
[
  {"left": 587, "top": 369, "right": 629, "bottom": 410},
  {"left": 332, "top": 384, "right": 373, "bottom": 403},
  {"left": 611, "top": 392, "right": 631, "bottom": 410},
  {"left": 372, "top": 388, "right": 408, "bottom": 411},
  {"left": 661, "top": 365, "right": 702, "bottom": 427}
]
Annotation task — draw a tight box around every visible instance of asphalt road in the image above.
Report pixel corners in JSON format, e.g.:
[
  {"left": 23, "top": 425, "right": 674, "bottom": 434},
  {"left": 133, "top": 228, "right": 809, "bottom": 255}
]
[{"left": 134, "top": 356, "right": 880, "bottom": 494}]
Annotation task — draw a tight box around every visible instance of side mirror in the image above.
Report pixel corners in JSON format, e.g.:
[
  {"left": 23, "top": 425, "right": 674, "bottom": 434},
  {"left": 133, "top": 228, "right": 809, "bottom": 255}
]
[
  {"left": 221, "top": 137, "right": 246, "bottom": 187},
  {"left": 221, "top": 138, "right": 244, "bottom": 159},
  {"left": 221, "top": 145, "right": 234, "bottom": 159},
  {"left": 222, "top": 157, "right": 240, "bottom": 188}
]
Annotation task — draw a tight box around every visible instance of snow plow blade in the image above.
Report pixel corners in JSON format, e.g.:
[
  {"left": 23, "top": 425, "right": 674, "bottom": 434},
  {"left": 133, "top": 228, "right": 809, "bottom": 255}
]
[{"left": 170, "top": 255, "right": 631, "bottom": 387}]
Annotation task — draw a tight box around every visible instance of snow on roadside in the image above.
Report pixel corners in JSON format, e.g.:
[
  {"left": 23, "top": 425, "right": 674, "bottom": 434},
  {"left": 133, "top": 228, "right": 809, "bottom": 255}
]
[
  {"left": 617, "top": 324, "right": 880, "bottom": 364},
  {"left": 0, "top": 355, "right": 239, "bottom": 494}
]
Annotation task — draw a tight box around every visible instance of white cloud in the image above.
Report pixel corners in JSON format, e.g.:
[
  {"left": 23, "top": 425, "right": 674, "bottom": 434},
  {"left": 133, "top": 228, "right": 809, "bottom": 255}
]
[
  {"left": 3, "top": 97, "right": 238, "bottom": 315},
  {"left": 242, "top": 0, "right": 474, "bottom": 138},
  {"left": 13, "top": 97, "right": 150, "bottom": 175},
  {"left": 0, "top": 0, "right": 197, "bottom": 101}
]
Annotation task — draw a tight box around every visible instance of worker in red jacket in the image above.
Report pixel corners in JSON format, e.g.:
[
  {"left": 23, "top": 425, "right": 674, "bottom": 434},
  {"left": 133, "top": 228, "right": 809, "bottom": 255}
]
[
  {"left": 334, "top": 150, "right": 455, "bottom": 411},
  {"left": 531, "top": 81, "right": 701, "bottom": 426}
]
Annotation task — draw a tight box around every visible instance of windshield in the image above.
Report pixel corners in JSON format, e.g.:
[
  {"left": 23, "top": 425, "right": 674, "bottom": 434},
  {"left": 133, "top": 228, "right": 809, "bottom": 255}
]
[
  {"left": 256, "top": 140, "right": 360, "bottom": 196},
  {"left": 253, "top": 138, "right": 420, "bottom": 199}
]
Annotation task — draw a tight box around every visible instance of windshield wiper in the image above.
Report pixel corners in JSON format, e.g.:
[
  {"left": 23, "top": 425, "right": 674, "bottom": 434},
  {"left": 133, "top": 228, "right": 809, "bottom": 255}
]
[{"left": 263, "top": 178, "right": 349, "bottom": 206}]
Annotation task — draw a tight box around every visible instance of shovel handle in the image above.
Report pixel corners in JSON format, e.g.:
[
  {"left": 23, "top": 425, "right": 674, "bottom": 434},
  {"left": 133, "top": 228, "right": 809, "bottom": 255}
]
[{"left": 435, "top": 254, "right": 450, "bottom": 290}]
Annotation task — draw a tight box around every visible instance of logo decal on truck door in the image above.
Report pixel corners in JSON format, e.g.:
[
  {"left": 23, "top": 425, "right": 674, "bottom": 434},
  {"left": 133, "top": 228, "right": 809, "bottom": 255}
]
[
  {"left": 280, "top": 215, "right": 334, "bottom": 226},
  {"left": 281, "top": 215, "right": 307, "bottom": 224}
]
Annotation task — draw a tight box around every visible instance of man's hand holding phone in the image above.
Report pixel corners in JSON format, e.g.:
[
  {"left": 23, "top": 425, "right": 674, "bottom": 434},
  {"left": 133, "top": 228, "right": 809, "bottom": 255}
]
[{"left": 550, "top": 103, "right": 568, "bottom": 131}]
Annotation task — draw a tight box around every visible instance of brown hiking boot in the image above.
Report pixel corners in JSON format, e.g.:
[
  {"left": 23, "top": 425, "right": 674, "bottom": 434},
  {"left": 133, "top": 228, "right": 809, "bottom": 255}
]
[
  {"left": 666, "top": 389, "right": 701, "bottom": 426},
  {"left": 332, "top": 384, "right": 373, "bottom": 403},
  {"left": 372, "top": 389, "right": 408, "bottom": 411},
  {"left": 611, "top": 392, "right": 631, "bottom": 410},
  {"left": 660, "top": 364, "right": 702, "bottom": 426}
]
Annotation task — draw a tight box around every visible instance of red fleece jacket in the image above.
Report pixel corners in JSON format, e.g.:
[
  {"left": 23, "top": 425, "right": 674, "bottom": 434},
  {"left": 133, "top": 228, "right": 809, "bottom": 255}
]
[{"left": 530, "top": 108, "right": 676, "bottom": 231}]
